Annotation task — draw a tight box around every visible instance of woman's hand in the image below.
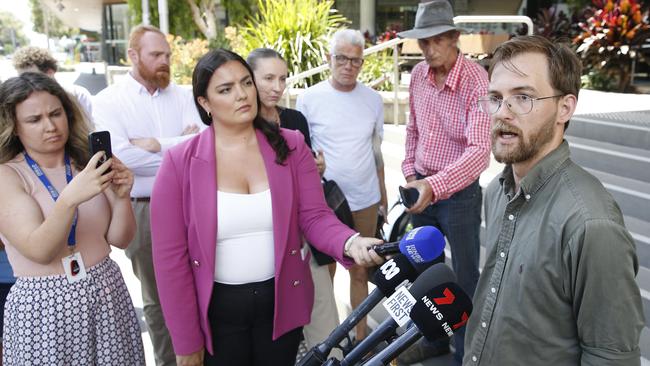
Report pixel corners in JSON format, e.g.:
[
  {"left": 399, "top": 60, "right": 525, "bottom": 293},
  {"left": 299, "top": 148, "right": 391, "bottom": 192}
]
[
  {"left": 58, "top": 152, "right": 114, "bottom": 207},
  {"left": 347, "top": 236, "right": 384, "bottom": 267},
  {"left": 108, "top": 156, "right": 134, "bottom": 199},
  {"left": 176, "top": 349, "right": 204, "bottom": 366}
]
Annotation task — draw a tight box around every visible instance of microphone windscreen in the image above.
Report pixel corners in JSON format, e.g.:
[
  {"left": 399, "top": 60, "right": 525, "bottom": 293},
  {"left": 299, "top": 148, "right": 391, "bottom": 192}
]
[
  {"left": 409, "top": 282, "right": 473, "bottom": 342},
  {"left": 399, "top": 226, "right": 445, "bottom": 264},
  {"left": 371, "top": 254, "right": 418, "bottom": 296},
  {"left": 408, "top": 263, "right": 457, "bottom": 299}
]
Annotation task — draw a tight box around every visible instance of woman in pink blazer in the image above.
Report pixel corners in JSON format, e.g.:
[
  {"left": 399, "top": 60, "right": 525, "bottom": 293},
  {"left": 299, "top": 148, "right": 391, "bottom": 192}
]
[{"left": 150, "top": 49, "right": 384, "bottom": 366}]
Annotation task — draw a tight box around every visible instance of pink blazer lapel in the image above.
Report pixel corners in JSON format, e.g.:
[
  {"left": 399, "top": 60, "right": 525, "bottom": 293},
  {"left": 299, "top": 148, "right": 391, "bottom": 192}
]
[
  {"left": 256, "top": 129, "right": 293, "bottom": 274},
  {"left": 190, "top": 128, "right": 218, "bottom": 272}
]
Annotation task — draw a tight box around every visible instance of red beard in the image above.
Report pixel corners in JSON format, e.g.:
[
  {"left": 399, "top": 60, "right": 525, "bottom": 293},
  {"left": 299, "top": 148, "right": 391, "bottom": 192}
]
[{"left": 138, "top": 62, "right": 170, "bottom": 89}]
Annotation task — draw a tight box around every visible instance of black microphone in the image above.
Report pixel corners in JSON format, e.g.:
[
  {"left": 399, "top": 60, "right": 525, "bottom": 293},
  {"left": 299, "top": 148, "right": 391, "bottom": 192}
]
[
  {"left": 297, "top": 254, "right": 419, "bottom": 366},
  {"left": 339, "top": 263, "right": 457, "bottom": 366},
  {"left": 371, "top": 226, "right": 445, "bottom": 264},
  {"left": 363, "top": 281, "right": 473, "bottom": 366}
]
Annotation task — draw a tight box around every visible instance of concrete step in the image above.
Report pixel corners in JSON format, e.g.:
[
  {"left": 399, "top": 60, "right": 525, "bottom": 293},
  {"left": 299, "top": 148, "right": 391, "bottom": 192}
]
[
  {"left": 586, "top": 168, "right": 650, "bottom": 223},
  {"left": 568, "top": 111, "right": 650, "bottom": 150},
  {"left": 567, "top": 136, "right": 650, "bottom": 183}
]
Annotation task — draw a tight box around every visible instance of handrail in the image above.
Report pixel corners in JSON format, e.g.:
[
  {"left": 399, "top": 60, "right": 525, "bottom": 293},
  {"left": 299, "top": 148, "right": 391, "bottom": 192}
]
[
  {"left": 285, "top": 15, "right": 533, "bottom": 125},
  {"left": 453, "top": 15, "right": 534, "bottom": 35},
  {"left": 286, "top": 37, "right": 406, "bottom": 84}
]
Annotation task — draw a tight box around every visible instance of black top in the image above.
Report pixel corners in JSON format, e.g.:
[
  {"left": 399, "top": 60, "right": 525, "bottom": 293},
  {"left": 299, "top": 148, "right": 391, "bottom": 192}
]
[
  {"left": 278, "top": 107, "right": 312, "bottom": 149},
  {"left": 278, "top": 106, "right": 335, "bottom": 265}
]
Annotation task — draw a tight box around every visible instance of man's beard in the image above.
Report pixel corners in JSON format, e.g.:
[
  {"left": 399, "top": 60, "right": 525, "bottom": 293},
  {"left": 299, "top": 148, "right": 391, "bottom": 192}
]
[
  {"left": 138, "top": 62, "right": 170, "bottom": 89},
  {"left": 491, "top": 114, "right": 556, "bottom": 164}
]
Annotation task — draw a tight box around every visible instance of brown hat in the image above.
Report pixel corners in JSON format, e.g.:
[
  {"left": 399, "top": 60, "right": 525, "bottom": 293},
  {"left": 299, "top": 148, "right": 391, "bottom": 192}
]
[{"left": 397, "top": 0, "right": 458, "bottom": 39}]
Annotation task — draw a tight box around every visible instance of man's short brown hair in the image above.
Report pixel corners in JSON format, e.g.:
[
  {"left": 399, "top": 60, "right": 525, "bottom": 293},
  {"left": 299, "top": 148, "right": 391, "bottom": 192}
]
[
  {"left": 489, "top": 35, "right": 581, "bottom": 100},
  {"left": 12, "top": 47, "right": 58, "bottom": 74},
  {"left": 128, "top": 24, "right": 166, "bottom": 51}
]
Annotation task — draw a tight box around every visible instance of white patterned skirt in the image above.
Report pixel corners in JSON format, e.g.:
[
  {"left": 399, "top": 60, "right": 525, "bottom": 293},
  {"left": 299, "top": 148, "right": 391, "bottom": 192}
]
[{"left": 3, "top": 257, "right": 145, "bottom": 365}]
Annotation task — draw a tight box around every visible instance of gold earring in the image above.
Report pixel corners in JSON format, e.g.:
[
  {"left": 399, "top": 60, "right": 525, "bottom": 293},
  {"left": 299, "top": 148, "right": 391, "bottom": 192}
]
[{"left": 207, "top": 111, "right": 212, "bottom": 118}]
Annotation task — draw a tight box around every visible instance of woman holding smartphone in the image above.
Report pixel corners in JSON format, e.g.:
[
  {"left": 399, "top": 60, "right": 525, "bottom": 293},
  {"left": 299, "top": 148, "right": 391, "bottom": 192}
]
[
  {"left": 150, "top": 49, "right": 383, "bottom": 366},
  {"left": 0, "top": 72, "right": 145, "bottom": 365}
]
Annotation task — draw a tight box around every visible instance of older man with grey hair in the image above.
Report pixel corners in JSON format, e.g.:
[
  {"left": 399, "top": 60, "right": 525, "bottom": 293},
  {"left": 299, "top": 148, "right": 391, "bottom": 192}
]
[{"left": 297, "top": 28, "right": 387, "bottom": 345}]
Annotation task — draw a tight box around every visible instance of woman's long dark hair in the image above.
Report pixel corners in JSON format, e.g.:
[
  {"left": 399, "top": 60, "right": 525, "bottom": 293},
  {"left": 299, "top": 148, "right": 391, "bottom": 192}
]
[
  {"left": 0, "top": 72, "right": 90, "bottom": 170},
  {"left": 192, "top": 48, "right": 291, "bottom": 164}
]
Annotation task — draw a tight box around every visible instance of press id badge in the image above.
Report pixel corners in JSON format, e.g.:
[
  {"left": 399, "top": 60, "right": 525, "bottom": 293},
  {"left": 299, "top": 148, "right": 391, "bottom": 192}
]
[{"left": 62, "top": 252, "right": 87, "bottom": 283}]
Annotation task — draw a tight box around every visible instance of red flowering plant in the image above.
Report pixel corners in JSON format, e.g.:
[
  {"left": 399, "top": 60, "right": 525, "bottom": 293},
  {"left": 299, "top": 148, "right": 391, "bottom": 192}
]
[{"left": 574, "top": 0, "right": 650, "bottom": 91}]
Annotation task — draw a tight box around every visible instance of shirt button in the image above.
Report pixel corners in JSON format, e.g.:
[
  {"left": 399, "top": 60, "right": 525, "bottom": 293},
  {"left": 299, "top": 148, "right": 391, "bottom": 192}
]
[
  {"left": 192, "top": 260, "right": 200, "bottom": 267},
  {"left": 525, "top": 194, "right": 531, "bottom": 200},
  {"left": 500, "top": 252, "right": 505, "bottom": 258},
  {"left": 290, "top": 249, "right": 298, "bottom": 255},
  {"left": 491, "top": 287, "right": 496, "bottom": 293},
  {"left": 293, "top": 280, "right": 301, "bottom": 287},
  {"left": 472, "top": 356, "right": 477, "bottom": 362},
  {"left": 508, "top": 214, "right": 515, "bottom": 221},
  {"left": 481, "top": 322, "right": 487, "bottom": 328}
]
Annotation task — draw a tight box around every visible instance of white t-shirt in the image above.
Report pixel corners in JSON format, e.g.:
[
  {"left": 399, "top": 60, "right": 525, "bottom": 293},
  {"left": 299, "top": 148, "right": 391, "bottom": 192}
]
[
  {"left": 66, "top": 83, "right": 93, "bottom": 122},
  {"left": 92, "top": 73, "right": 204, "bottom": 197},
  {"left": 296, "top": 80, "right": 384, "bottom": 211}
]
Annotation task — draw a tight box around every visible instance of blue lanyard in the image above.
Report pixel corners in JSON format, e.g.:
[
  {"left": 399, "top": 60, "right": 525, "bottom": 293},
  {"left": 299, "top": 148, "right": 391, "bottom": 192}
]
[{"left": 23, "top": 152, "right": 77, "bottom": 247}]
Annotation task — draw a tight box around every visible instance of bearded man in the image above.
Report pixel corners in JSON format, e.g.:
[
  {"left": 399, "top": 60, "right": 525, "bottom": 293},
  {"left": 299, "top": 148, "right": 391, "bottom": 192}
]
[
  {"left": 464, "top": 35, "right": 644, "bottom": 366},
  {"left": 93, "top": 24, "right": 203, "bottom": 366}
]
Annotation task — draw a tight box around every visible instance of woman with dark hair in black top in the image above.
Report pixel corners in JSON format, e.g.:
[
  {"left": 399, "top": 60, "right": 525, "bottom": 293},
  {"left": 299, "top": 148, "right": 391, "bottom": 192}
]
[
  {"left": 247, "top": 48, "right": 345, "bottom": 358},
  {"left": 246, "top": 48, "right": 325, "bottom": 174}
]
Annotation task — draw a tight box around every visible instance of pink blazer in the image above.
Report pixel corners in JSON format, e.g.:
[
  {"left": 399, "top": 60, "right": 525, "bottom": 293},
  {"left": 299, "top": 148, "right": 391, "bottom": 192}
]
[{"left": 150, "top": 126, "right": 355, "bottom": 355}]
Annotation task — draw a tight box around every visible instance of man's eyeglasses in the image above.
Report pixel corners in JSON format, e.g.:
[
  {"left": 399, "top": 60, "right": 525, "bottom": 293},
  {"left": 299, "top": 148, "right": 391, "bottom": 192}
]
[
  {"left": 332, "top": 54, "right": 364, "bottom": 67},
  {"left": 478, "top": 94, "right": 564, "bottom": 115}
]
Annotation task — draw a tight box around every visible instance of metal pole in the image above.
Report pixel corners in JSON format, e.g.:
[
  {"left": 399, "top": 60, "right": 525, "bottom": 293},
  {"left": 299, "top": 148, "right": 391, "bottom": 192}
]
[
  {"left": 158, "top": 0, "right": 169, "bottom": 34},
  {"left": 142, "top": 0, "right": 150, "bottom": 25},
  {"left": 393, "top": 44, "right": 399, "bottom": 126}
]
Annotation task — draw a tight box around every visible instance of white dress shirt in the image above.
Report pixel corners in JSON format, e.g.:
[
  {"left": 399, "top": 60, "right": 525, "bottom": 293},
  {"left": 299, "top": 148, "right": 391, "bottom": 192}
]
[{"left": 92, "top": 73, "right": 204, "bottom": 197}]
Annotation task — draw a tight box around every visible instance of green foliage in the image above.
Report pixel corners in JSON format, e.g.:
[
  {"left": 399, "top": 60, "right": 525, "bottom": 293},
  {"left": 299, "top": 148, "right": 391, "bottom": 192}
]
[
  {"left": 0, "top": 11, "right": 28, "bottom": 54},
  {"left": 229, "top": 0, "right": 348, "bottom": 88},
  {"left": 29, "top": 0, "right": 78, "bottom": 38},
  {"left": 223, "top": 0, "right": 255, "bottom": 25},
  {"left": 358, "top": 48, "right": 395, "bottom": 92},
  {"left": 126, "top": 0, "right": 201, "bottom": 40}
]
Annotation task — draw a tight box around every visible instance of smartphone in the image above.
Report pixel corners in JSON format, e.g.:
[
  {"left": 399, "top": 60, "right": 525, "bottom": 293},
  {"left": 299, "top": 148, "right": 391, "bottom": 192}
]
[
  {"left": 399, "top": 186, "right": 420, "bottom": 209},
  {"left": 88, "top": 131, "right": 112, "bottom": 173}
]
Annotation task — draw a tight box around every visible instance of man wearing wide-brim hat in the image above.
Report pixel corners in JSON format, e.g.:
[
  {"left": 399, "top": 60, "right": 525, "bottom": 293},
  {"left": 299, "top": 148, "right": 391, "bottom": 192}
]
[{"left": 397, "top": 0, "right": 491, "bottom": 364}]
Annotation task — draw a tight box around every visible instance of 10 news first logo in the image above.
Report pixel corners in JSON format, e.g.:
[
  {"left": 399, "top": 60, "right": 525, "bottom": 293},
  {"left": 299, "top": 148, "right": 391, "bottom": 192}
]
[{"left": 383, "top": 280, "right": 469, "bottom": 337}]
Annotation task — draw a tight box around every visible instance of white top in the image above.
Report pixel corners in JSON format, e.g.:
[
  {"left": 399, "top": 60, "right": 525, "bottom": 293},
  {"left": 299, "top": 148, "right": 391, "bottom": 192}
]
[
  {"left": 214, "top": 189, "right": 275, "bottom": 284},
  {"left": 66, "top": 83, "right": 93, "bottom": 122},
  {"left": 92, "top": 73, "right": 204, "bottom": 197},
  {"left": 296, "top": 80, "right": 384, "bottom": 210}
]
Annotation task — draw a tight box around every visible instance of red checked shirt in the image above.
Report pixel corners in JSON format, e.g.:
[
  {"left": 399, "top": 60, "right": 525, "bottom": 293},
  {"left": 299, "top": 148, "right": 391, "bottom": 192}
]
[{"left": 402, "top": 53, "right": 491, "bottom": 203}]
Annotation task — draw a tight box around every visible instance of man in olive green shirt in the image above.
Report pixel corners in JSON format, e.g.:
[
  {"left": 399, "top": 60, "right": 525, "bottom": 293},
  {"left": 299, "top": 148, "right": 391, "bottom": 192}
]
[{"left": 464, "top": 35, "right": 644, "bottom": 365}]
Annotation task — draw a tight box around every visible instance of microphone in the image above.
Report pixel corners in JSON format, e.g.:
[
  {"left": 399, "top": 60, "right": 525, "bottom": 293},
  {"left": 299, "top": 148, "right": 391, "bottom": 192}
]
[
  {"left": 363, "top": 281, "right": 473, "bottom": 366},
  {"left": 297, "top": 254, "right": 422, "bottom": 366},
  {"left": 371, "top": 226, "right": 445, "bottom": 264},
  {"left": 338, "top": 263, "right": 457, "bottom": 366}
]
